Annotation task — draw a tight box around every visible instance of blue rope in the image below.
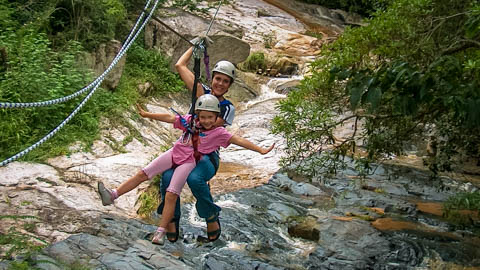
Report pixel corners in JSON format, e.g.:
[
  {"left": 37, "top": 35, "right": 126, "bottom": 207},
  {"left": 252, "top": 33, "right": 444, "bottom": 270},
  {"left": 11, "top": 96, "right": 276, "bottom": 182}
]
[
  {"left": 0, "top": 0, "right": 153, "bottom": 109},
  {"left": 0, "top": 0, "right": 161, "bottom": 167},
  {"left": 170, "top": 107, "right": 194, "bottom": 134}
]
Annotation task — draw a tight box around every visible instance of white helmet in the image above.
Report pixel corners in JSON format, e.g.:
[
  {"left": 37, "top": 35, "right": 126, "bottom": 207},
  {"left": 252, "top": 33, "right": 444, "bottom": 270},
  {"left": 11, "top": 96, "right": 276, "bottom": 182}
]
[
  {"left": 212, "top": 60, "right": 236, "bottom": 82},
  {"left": 195, "top": 94, "right": 220, "bottom": 113}
]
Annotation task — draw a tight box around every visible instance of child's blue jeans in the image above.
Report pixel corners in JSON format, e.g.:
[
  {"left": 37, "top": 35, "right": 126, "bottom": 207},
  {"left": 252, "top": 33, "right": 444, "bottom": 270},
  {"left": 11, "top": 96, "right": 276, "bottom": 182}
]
[{"left": 157, "top": 152, "right": 221, "bottom": 221}]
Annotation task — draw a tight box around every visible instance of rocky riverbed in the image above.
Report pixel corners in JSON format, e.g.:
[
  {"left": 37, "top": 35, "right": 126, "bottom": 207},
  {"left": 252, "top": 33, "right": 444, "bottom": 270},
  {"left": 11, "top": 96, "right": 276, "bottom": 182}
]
[{"left": 1, "top": 0, "right": 479, "bottom": 269}]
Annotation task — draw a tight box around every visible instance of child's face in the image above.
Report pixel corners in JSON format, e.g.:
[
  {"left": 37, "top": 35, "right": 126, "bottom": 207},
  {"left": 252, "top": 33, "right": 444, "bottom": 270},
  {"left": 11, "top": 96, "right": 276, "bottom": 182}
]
[{"left": 197, "top": 110, "right": 218, "bottom": 130}]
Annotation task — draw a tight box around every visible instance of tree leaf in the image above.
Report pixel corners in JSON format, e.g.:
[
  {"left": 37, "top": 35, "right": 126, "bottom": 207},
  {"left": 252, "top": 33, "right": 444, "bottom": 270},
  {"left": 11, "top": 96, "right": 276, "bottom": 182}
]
[
  {"left": 366, "top": 87, "right": 382, "bottom": 112},
  {"left": 394, "top": 68, "right": 408, "bottom": 87},
  {"left": 467, "top": 99, "right": 480, "bottom": 127},
  {"left": 350, "top": 85, "right": 365, "bottom": 110}
]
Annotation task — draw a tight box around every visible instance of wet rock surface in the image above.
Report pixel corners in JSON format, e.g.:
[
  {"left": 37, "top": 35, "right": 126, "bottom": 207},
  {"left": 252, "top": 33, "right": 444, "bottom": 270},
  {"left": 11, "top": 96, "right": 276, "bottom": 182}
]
[{"left": 6, "top": 162, "right": 479, "bottom": 269}]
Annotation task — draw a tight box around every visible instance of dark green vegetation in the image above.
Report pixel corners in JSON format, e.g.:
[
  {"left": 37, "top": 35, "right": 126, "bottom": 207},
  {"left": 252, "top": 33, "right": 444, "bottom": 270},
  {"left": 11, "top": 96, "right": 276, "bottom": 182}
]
[
  {"left": 0, "top": 0, "right": 210, "bottom": 163},
  {"left": 273, "top": 0, "right": 480, "bottom": 179},
  {"left": 443, "top": 191, "right": 480, "bottom": 228},
  {"left": 136, "top": 176, "right": 162, "bottom": 219},
  {"left": 297, "top": 0, "right": 390, "bottom": 17},
  {"left": 239, "top": 52, "right": 267, "bottom": 72}
]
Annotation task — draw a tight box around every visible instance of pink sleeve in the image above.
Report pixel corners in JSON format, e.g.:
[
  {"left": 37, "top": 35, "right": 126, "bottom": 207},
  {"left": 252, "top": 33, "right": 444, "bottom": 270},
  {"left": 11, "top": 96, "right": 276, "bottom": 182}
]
[{"left": 217, "top": 128, "right": 233, "bottom": 148}]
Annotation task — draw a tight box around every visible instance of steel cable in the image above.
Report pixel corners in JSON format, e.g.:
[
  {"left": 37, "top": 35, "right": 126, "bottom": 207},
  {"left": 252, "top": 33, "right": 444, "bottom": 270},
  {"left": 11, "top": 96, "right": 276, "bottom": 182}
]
[
  {"left": 0, "top": 0, "right": 153, "bottom": 109},
  {"left": 1, "top": 0, "right": 160, "bottom": 166}
]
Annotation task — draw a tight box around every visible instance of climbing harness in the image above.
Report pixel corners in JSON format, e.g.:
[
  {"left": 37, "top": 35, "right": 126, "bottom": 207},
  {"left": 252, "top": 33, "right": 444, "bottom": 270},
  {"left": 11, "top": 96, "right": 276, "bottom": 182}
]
[
  {"left": 170, "top": 107, "right": 194, "bottom": 134},
  {"left": 0, "top": 0, "right": 161, "bottom": 166},
  {"left": 170, "top": 106, "right": 196, "bottom": 146}
]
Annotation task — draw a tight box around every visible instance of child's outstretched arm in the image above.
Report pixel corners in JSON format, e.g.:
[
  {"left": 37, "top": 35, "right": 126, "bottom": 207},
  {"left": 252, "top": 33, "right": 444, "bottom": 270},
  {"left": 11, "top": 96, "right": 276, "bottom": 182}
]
[
  {"left": 136, "top": 104, "right": 175, "bottom": 123},
  {"left": 229, "top": 135, "right": 275, "bottom": 155}
]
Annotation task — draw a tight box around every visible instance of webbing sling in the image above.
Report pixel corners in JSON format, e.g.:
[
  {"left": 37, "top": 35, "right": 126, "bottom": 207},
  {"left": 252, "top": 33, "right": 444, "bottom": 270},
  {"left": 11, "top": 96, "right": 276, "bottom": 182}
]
[
  {"left": 189, "top": 56, "right": 201, "bottom": 117},
  {"left": 188, "top": 47, "right": 203, "bottom": 164},
  {"left": 189, "top": 45, "right": 219, "bottom": 174}
]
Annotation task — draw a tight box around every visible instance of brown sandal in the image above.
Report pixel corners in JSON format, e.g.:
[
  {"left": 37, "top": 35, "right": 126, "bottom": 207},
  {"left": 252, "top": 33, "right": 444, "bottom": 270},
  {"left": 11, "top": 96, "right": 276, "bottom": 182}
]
[
  {"left": 206, "top": 214, "right": 221, "bottom": 242},
  {"left": 166, "top": 217, "right": 179, "bottom": 243}
]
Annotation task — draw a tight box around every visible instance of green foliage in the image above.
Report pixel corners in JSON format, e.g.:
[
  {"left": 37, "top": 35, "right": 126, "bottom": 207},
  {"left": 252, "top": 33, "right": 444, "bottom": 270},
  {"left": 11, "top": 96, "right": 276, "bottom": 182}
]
[
  {"left": 239, "top": 52, "right": 267, "bottom": 72},
  {"left": 124, "top": 42, "right": 184, "bottom": 95},
  {"left": 0, "top": 30, "right": 183, "bottom": 164},
  {"left": 0, "top": 216, "right": 45, "bottom": 260},
  {"left": 443, "top": 191, "right": 480, "bottom": 228},
  {"left": 445, "top": 191, "right": 480, "bottom": 211},
  {"left": 305, "top": 30, "right": 323, "bottom": 40},
  {"left": 1, "top": 0, "right": 210, "bottom": 51},
  {"left": 0, "top": 30, "right": 93, "bottom": 162},
  {"left": 48, "top": 0, "right": 128, "bottom": 50},
  {"left": 136, "top": 176, "right": 162, "bottom": 219},
  {"left": 296, "top": 0, "right": 391, "bottom": 17},
  {"left": 0, "top": 0, "right": 18, "bottom": 30},
  {"left": 272, "top": 0, "right": 480, "bottom": 176}
]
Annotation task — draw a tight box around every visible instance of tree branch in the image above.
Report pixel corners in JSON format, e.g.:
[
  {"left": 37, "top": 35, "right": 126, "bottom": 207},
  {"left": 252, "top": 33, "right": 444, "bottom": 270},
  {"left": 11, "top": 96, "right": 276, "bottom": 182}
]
[
  {"left": 442, "top": 39, "right": 480, "bottom": 55},
  {"left": 432, "top": 12, "right": 468, "bottom": 23}
]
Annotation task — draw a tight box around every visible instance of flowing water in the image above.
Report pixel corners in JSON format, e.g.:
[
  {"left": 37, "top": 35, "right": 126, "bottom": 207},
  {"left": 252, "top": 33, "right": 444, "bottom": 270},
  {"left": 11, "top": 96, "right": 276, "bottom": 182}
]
[{"left": 171, "top": 77, "right": 480, "bottom": 269}]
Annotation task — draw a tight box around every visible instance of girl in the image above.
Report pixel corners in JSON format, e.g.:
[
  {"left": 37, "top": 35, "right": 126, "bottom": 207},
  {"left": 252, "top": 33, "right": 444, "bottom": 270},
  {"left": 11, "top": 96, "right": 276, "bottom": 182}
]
[{"left": 98, "top": 94, "right": 274, "bottom": 244}]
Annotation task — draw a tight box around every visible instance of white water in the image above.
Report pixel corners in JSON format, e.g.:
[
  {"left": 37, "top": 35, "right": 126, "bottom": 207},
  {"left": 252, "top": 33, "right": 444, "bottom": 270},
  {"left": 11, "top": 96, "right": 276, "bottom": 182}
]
[{"left": 221, "top": 76, "right": 303, "bottom": 173}]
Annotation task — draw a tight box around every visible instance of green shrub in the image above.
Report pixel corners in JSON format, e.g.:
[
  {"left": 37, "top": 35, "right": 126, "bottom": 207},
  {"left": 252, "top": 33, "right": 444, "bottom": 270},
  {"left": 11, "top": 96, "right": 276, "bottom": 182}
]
[
  {"left": 444, "top": 191, "right": 480, "bottom": 212},
  {"left": 443, "top": 191, "right": 480, "bottom": 229},
  {"left": 272, "top": 0, "right": 480, "bottom": 177},
  {"left": 136, "top": 176, "right": 162, "bottom": 220},
  {"left": 0, "top": 30, "right": 92, "bottom": 161},
  {"left": 0, "top": 28, "right": 183, "bottom": 163},
  {"left": 239, "top": 52, "right": 267, "bottom": 72},
  {"left": 0, "top": 216, "right": 45, "bottom": 260},
  {"left": 124, "top": 42, "right": 184, "bottom": 95},
  {"left": 296, "top": 0, "right": 390, "bottom": 16}
]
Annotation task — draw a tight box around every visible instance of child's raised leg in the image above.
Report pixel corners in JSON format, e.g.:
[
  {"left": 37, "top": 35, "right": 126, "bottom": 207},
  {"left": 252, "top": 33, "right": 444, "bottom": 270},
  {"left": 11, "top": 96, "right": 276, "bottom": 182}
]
[
  {"left": 98, "top": 150, "right": 175, "bottom": 206},
  {"left": 98, "top": 171, "right": 147, "bottom": 206}
]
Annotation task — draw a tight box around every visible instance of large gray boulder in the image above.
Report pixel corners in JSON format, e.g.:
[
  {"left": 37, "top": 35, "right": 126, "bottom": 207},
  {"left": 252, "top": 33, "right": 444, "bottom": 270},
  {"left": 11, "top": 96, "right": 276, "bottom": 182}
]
[
  {"left": 78, "top": 40, "right": 126, "bottom": 91},
  {"left": 94, "top": 40, "right": 126, "bottom": 90},
  {"left": 145, "top": 8, "right": 250, "bottom": 74}
]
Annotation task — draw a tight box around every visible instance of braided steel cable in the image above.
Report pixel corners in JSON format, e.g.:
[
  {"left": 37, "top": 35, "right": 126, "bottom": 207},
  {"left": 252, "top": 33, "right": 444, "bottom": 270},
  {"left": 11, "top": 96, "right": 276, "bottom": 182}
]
[
  {"left": 205, "top": 1, "right": 223, "bottom": 37},
  {"left": 0, "top": 0, "right": 161, "bottom": 167},
  {"left": 0, "top": 0, "right": 153, "bottom": 109},
  {"left": 201, "top": 1, "right": 223, "bottom": 82}
]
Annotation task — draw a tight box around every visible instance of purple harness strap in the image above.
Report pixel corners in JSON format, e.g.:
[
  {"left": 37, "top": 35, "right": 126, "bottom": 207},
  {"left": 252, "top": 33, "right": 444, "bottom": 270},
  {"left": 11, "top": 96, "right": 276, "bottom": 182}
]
[{"left": 204, "top": 50, "right": 211, "bottom": 83}]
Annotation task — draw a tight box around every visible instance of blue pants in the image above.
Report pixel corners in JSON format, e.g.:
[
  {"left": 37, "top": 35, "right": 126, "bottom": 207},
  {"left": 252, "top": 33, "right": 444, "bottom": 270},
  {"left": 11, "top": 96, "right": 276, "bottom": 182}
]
[{"left": 157, "top": 153, "right": 221, "bottom": 221}]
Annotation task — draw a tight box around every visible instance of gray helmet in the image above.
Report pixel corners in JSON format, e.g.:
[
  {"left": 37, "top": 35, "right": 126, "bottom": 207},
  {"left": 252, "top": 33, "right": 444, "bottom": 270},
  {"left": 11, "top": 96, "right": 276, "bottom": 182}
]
[
  {"left": 195, "top": 94, "right": 220, "bottom": 113},
  {"left": 212, "top": 60, "right": 236, "bottom": 82}
]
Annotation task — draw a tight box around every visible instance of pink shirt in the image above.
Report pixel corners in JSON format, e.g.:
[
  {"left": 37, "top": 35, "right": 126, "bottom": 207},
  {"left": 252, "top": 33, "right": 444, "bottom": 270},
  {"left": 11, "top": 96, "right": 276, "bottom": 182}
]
[{"left": 171, "top": 115, "right": 233, "bottom": 164}]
